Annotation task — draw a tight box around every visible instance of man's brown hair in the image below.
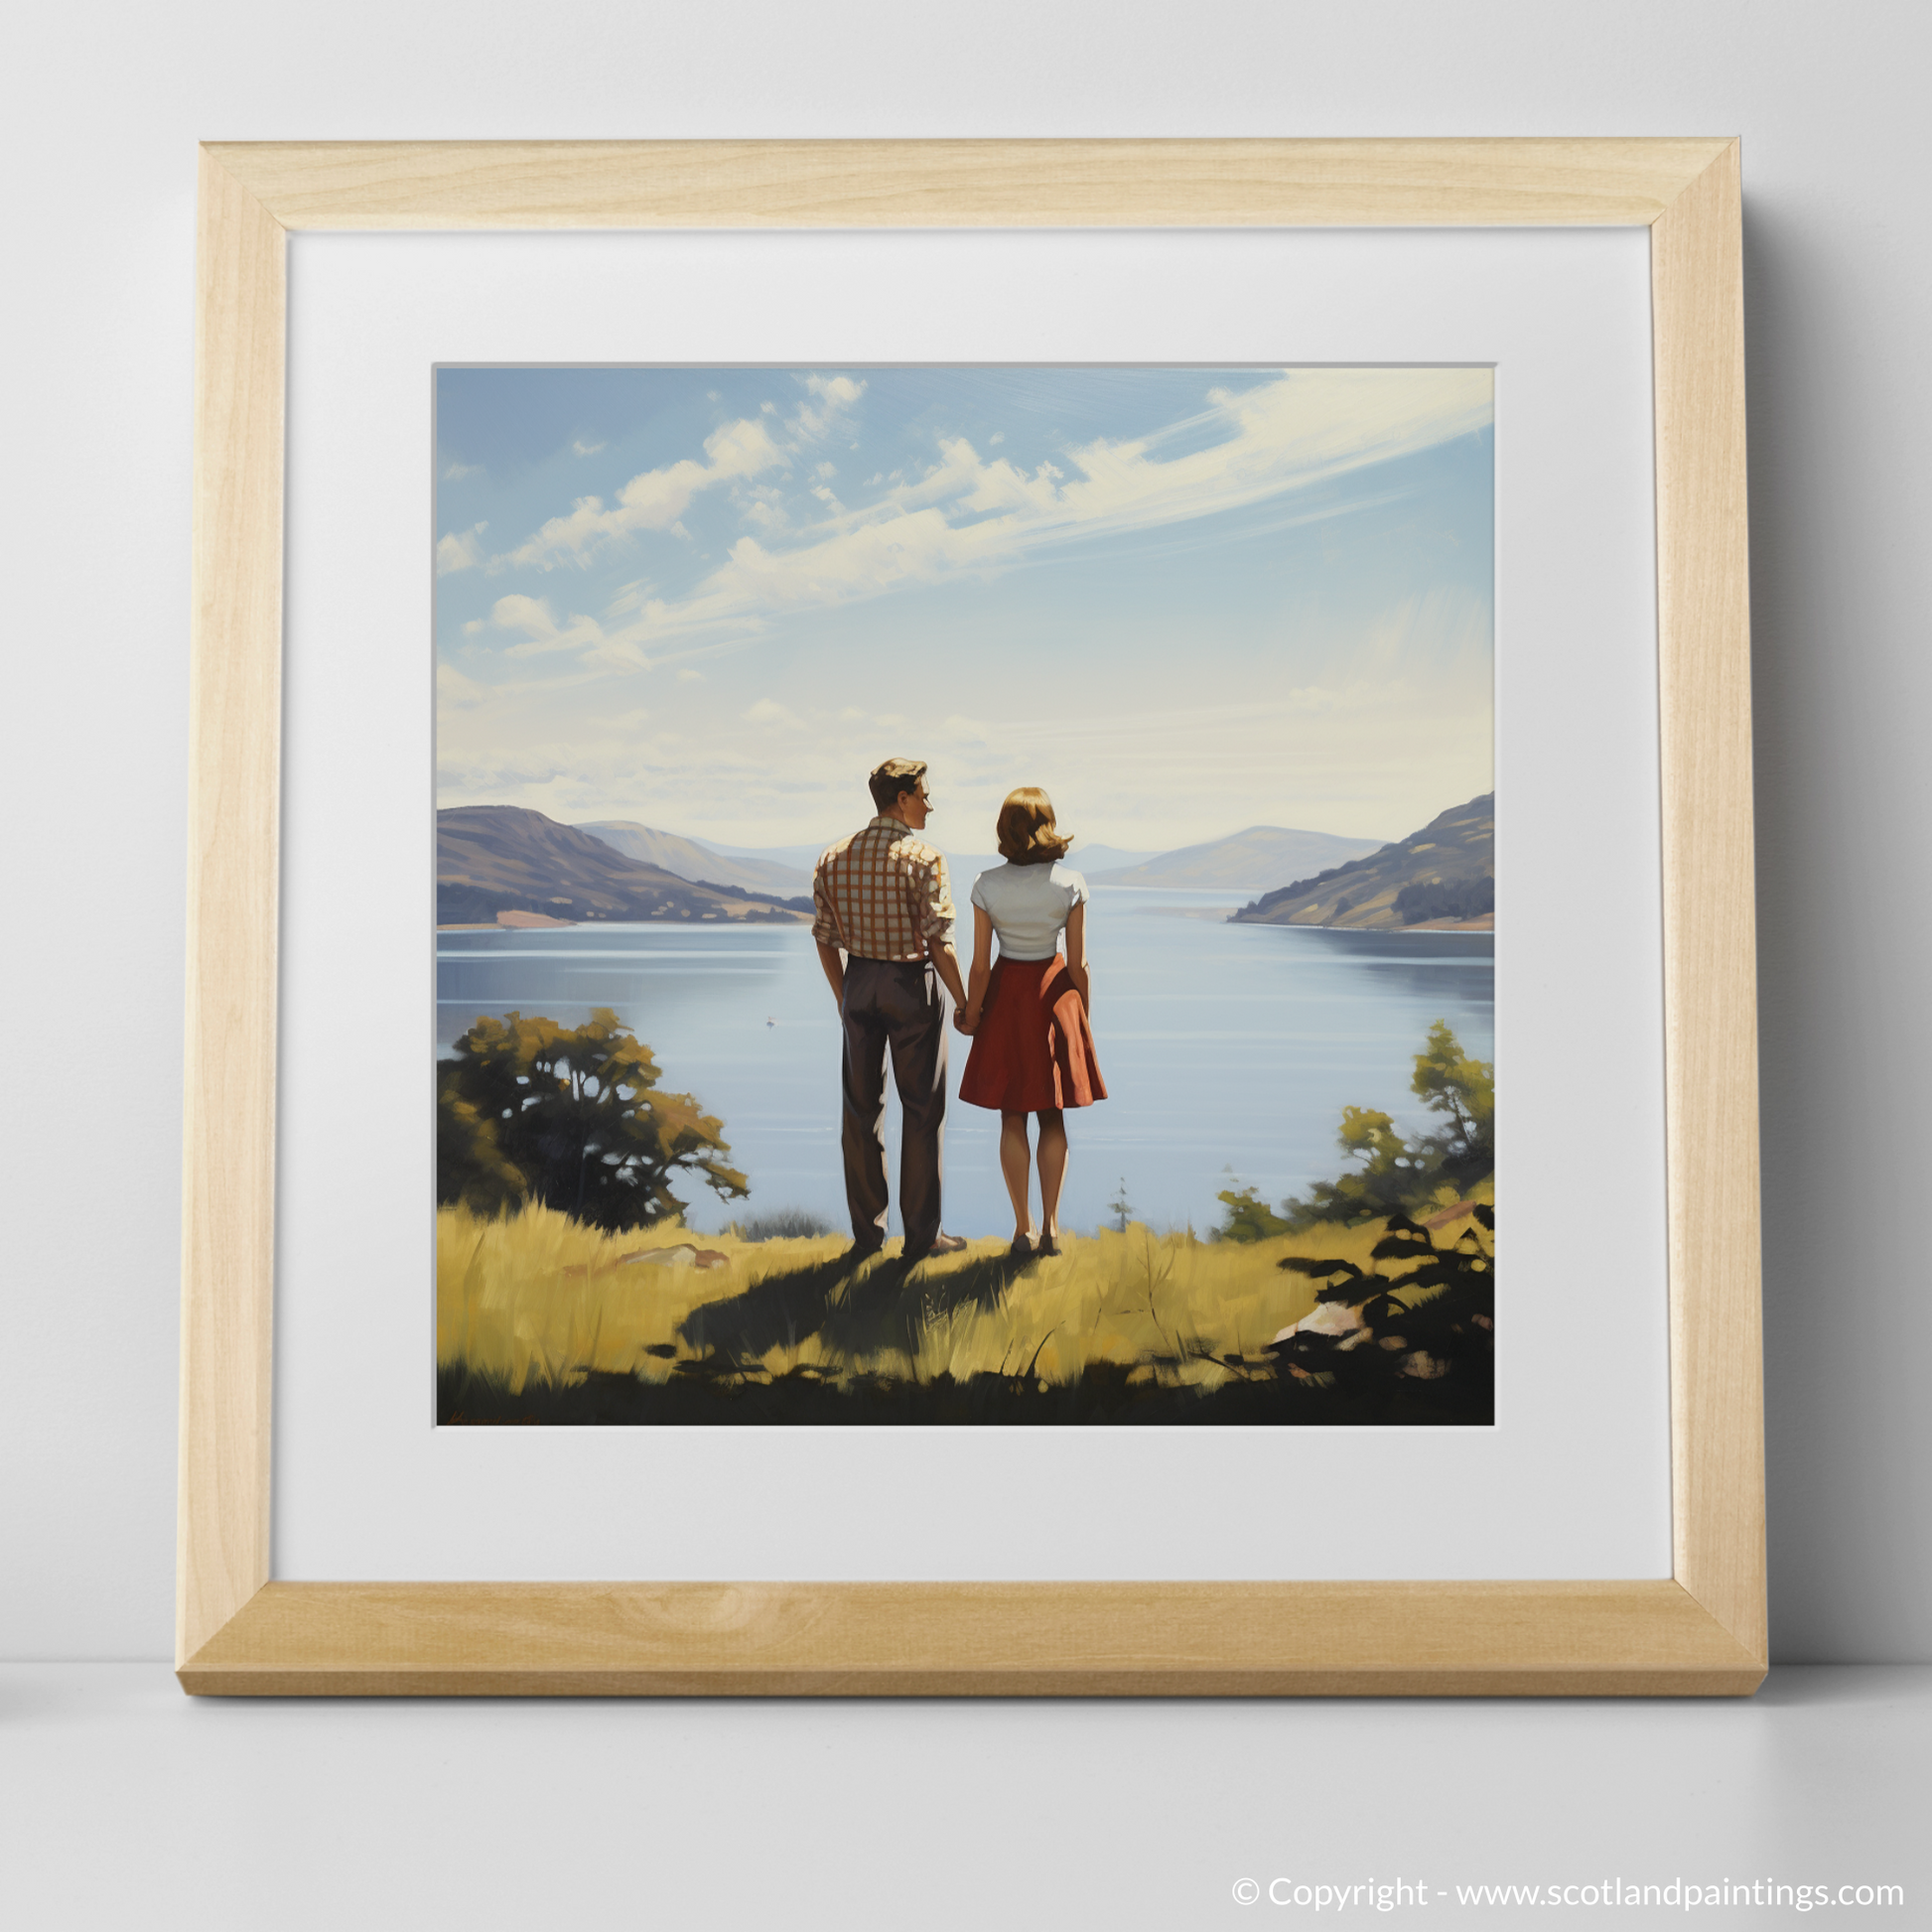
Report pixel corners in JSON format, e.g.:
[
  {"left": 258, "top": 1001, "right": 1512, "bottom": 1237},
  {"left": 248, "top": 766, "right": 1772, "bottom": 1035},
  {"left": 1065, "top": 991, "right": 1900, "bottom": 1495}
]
[
  {"left": 868, "top": 758, "right": 928, "bottom": 815},
  {"left": 996, "top": 786, "right": 1073, "bottom": 867}
]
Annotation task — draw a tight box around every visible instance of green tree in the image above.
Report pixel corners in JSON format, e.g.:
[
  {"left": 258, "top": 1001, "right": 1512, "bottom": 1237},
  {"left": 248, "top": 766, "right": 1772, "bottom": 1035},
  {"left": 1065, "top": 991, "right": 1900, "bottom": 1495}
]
[
  {"left": 1215, "top": 1184, "right": 1292, "bottom": 1243},
  {"left": 437, "top": 1009, "right": 750, "bottom": 1230},
  {"left": 1279, "top": 1023, "right": 1495, "bottom": 1228},
  {"left": 437, "top": 1086, "right": 526, "bottom": 1216},
  {"left": 1411, "top": 1018, "right": 1494, "bottom": 1164},
  {"left": 1281, "top": 1106, "right": 1422, "bottom": 1226}
]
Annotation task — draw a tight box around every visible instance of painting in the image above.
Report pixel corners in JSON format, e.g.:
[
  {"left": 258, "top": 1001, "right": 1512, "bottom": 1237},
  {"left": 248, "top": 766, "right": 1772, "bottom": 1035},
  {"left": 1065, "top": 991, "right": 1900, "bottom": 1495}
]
[{"left": 434, "top": 363, "right": 1495, "bottom": 1427}]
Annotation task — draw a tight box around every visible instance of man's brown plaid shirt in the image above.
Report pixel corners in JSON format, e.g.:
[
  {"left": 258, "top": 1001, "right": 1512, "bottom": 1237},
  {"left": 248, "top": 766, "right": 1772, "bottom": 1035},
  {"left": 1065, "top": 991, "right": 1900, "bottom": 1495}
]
[{"left": 812, "top": 816, "right": 956, "bottom": 961}]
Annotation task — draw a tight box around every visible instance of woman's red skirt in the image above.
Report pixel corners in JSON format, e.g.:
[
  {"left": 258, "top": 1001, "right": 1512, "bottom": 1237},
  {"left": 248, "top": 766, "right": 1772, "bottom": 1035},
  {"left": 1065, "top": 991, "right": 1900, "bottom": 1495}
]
[{"left": 958, "top": 954, "right": 1108, "bottom": 1112}]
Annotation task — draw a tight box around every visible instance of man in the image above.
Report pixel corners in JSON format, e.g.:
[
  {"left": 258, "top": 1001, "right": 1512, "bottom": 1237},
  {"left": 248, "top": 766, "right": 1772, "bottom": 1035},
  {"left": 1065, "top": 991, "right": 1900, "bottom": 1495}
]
[{"left": 813, "top": 758, "right": 970, "bottom": 1263}]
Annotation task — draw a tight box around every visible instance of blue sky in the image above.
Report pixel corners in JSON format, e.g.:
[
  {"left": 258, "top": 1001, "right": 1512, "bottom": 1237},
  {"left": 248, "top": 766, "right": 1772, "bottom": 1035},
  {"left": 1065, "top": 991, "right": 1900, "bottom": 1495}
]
[{"left": 435, "top": 366, "right": 1492, "bottom": 851}]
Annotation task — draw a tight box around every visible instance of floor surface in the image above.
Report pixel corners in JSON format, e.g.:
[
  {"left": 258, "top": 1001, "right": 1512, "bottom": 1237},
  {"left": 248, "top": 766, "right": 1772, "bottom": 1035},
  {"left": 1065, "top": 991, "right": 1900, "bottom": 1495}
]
[{"left": 3, "top": 1664, "right": 1925, "bottom": 1928}]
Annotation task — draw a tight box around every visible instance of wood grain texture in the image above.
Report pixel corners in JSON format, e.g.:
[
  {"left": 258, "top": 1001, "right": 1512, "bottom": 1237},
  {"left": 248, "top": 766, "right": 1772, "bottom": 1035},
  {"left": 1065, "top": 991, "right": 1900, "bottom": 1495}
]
[
  {"left": 180, "top": 1582, "right": 1764, "bottom": 1696},
  {"left": 179, "top": 137, "right": 1765, "bottom": 1694},
  {"left": 1651, "top": 143, "right": 1768, "bottom": 1663},
  {"left": 178, "top": 150, "right": 285, "bottom": 1668},
  {"left": 206, "top": 137, "right": 1734, "bottom": 231}
]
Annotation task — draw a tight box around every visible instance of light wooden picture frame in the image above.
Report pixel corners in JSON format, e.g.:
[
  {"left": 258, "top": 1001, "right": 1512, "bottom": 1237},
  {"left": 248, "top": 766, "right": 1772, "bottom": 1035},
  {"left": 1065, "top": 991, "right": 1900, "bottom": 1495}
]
[{"left": 181, "top": 138, "right": 1762, "bottom": 1696}]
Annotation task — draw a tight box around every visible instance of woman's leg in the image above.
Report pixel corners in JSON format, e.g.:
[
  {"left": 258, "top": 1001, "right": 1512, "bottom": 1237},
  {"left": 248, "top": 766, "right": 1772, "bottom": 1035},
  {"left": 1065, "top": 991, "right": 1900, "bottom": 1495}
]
[
  {"left": 999, "top": 1111, "right": 1035, "bottom": 1239},
  {"left": 1035, "top": 1107, "right": 1068, "bottom": 1238}
]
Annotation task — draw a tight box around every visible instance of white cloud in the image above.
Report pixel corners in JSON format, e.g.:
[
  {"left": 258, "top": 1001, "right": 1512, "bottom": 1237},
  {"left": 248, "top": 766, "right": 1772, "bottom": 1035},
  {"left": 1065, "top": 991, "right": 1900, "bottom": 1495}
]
[
  {"left": 677, "top": 668, "right": 705, "bottom": 683},
  {"left": 736, "top": 483, "right": 789, "bottom": 535},
  {"left": 989, "top": 432, "right": 1005, "bottom": 446},
  {"left": 468, "top": 592, "right": 649, "bottom": 672},
  {"left": 471, "top": 369, "right": 1492, "bottom": 683},
  {"left": 745, "top": 697, "right": 799, "bottom": 727},
  {"left": 442, "top": 461, "right": 483, "bottom": 482},
  {"left": 435, "top": 522, "right": 488, "bottom": 576},
  {"left": 436, "top": 662, "right": 488, "bottom": 709},
  {"left": 814, "top": 462, "right": 837, "bottom": 480},
  {"left": 572, "top": 438, "right": 605, "bottom": 457},
  {"left": 494, "top": 417, "right": 785, "bottom": 571},
  {"left": 787, "top": 373, "right": 866, "bottom": 442},
  {"left": 633, "top": 369, "right": 1489, "bottom": 638}
]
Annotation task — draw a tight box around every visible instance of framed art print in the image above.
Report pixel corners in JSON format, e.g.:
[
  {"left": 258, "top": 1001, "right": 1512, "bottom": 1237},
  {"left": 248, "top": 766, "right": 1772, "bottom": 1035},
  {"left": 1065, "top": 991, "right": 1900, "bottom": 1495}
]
[
  {"left": 429, "top": 356, "right": 1500, "bottom": 1431},
  {"left": 181, "top": 140, "right": 1764, "bottom": 1694}
]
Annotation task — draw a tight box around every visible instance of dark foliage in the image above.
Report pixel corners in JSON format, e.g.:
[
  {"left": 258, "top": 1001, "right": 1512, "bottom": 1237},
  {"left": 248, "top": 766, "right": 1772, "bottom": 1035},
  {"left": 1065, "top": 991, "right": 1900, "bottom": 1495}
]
[
  {"left": 1393, "top": 875, "right": 1494, "bottom": 924},
  {"left": 438, "top": 1009, "right": 749, "bottom": 1231},
  {"left": 1239, "top": 853, "right": 1379, "bottom": 919},
  {"left": 1270, "top": 1206, "right": 1493, "bottom": 1404},
  {"left": 438, "top": 1356, "right": 1490, "bottom": 1427}
]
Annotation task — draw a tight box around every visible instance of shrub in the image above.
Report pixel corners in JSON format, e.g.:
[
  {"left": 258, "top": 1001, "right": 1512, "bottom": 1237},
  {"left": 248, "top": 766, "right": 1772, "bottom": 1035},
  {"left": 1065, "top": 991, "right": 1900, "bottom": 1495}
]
[
  {"left": 732, "top": 1208, "right": 837, "bottom": 1241},
  {"left": 1282, "top": 1020, "right": 1494, "bottom": 1227},
  {"left": 1270, "top": 1205, "right": 1494, "bottom": 1398},
  {"left": 437, "top": 1008, "right": 749, "bottom": 1231}
]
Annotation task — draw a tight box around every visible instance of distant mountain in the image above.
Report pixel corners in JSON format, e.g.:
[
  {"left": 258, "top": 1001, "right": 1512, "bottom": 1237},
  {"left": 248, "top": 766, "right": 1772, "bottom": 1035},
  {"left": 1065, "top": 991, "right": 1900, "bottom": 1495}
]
[
  {"left": 676, "top": 834, "right": 1159, "bottom": 885},
  {"left": 1229, "top": 795, "right": 1494, "bottom": 929},
  {"left": 1090, "top": 826, "right": 1384, "bottom": 894},
  {"left": 576, "top": 820, "right": 811, "bottom": 896},
  {"left": 1064, "top": 842, "right": 1161, "bottom": 874},
  {"left": 690, "top": 835, "right": 834, "bottom": 871},
  {"left": 438, "top": 807, "right": 813, "bottom": 925}
]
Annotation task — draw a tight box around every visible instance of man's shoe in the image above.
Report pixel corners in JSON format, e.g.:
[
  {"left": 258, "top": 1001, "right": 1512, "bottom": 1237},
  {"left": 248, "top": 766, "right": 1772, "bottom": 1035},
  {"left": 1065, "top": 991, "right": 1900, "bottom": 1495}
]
[
  {"left": 844, "top": 1239, "right": 885, "bottom": 1264},
  {"left": 903, "top": 1232, "right": 968, "bottom": 1263}
]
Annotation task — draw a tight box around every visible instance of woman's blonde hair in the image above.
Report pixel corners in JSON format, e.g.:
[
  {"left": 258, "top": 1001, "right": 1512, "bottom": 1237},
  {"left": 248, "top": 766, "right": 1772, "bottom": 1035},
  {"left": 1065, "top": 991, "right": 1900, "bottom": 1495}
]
[{"left": 996, "top": 786, "right": 1073, "bottom": 867}]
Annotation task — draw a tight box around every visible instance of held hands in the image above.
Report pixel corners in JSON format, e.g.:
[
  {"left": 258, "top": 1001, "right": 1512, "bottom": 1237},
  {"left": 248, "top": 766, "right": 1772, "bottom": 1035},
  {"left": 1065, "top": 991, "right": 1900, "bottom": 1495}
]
[{"left": 954, "top": 1007, "right": 981, "bottom": 1035}]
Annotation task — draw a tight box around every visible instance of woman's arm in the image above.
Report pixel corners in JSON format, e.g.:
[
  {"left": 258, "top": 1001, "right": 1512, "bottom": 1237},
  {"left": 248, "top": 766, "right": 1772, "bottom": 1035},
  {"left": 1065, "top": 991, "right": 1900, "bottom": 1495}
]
[
  {"left": 958, "top": 904, "right": 995, "bottom": 1033},
  {"left": 1064, "top": 897, "right": 1091, "bottom": 1011}
]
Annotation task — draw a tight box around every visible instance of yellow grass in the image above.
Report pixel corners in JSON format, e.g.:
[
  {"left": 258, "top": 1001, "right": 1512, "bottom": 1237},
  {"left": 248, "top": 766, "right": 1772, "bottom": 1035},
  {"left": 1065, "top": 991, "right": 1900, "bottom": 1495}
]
[{"left": 436, "top": 1197, "right": 1491, "bottom": 1398}]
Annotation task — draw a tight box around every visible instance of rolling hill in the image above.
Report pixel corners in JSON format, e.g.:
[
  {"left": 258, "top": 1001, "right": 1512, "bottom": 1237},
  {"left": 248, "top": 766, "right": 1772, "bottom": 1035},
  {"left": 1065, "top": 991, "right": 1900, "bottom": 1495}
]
[
  {"left": 1228, "top": 795, "right": 1494, "bottom": 928},
  {"left": 1088, "top": 825, "right": 1384, "bottom": 893},
  {"left": 437, "top": 807, "right": 813, "bottom": 925},
  {"left": 576, "top": 820, "right": 812, "bottom": 896}
]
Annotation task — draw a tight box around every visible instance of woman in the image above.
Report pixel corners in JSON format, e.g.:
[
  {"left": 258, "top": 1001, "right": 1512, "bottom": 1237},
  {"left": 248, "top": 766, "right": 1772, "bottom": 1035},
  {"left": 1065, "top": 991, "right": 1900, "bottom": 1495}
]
[{"left": 955, "top": 787, "right": 1107, "bottom": 1257}]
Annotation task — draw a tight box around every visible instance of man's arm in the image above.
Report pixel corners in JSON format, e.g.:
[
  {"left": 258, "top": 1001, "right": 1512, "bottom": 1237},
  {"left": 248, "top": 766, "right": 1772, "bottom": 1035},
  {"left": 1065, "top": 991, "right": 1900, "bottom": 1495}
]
[
  {"left": 957, "top": 903, "right": 994, "bottom": 1033},
  {"left": 926, "top": 931, "right": 968, "bottom": 1011},
  {"left": 916, "top": 850, "right": 966, "bottom": 1010},
  {"left": 816, "top": 940, "right": 846, "bottom": 1010}
]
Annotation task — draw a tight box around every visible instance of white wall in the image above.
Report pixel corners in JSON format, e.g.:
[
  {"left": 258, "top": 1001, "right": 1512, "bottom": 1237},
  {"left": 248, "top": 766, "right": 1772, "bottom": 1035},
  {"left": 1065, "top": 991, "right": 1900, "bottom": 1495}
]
[{"left": 4, "top": 0, "right": 1927, "bottom": 1661}]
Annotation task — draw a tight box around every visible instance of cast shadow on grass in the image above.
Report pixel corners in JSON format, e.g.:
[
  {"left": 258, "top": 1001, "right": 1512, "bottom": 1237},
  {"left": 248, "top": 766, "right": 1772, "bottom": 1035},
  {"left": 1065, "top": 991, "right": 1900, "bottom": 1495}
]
[{"left": 675, "top": 1248, "right": 1027, "bottom": 1365}]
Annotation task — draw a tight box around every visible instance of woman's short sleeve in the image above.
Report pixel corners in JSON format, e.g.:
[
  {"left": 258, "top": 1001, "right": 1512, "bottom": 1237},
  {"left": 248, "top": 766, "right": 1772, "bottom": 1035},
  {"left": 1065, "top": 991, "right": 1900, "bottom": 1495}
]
[
  {"left": 970, "top": 871, "right": 989, "bottom": 911},
  {"left": 1060, "top": 866, "right": 1090, "bottom": 908}
]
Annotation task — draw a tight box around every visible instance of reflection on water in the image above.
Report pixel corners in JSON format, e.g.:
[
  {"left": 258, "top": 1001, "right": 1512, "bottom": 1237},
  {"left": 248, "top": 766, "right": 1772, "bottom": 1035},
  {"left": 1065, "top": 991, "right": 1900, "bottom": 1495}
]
[{"left": 435, "top": 889, "right": 1493, "bottom": 1239}]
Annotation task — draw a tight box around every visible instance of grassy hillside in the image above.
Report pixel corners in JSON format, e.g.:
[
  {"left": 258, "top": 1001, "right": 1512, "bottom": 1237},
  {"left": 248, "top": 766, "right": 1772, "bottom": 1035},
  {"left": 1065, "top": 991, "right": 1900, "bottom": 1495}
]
[
  {"left": 1231, "top": 794, "right": 1493, "bottom": 929},
  {"left": 438, "top": 804, "right": 811, "bottom": 924},
  {"left": 435, "top": 1201, "right": 1491, "bottom": 1425}
]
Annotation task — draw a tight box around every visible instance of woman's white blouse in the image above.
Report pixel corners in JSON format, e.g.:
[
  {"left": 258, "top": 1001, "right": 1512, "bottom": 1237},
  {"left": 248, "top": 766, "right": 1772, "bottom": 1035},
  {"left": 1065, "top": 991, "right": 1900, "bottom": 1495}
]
[{"left": 969, "top": 862, "right": 1090, "bottom": 961}]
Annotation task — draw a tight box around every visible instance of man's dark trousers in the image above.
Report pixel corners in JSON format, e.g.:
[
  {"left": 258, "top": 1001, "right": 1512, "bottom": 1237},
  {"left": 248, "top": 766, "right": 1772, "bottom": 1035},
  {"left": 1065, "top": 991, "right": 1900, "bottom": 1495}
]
[{"left": 840, "top": 956, "right": 947, "bottom": 1253}]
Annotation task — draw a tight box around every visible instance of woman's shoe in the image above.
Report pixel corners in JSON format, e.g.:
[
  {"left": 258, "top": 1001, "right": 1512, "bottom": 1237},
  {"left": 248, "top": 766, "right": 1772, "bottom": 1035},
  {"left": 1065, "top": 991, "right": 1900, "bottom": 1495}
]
[
  {"left": 1008, "top": 1233, "right": 1036, "bottom": 1260},
  {"left": 1036, "top": 1232, "right": 1062, "bottom": 1258}
]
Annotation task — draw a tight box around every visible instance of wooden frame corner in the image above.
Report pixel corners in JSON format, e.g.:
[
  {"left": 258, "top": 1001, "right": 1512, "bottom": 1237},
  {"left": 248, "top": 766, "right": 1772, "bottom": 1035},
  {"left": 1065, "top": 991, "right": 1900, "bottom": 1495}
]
[{"left": 181, "top": 138, "right": 1763, "bottom": 1696}]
